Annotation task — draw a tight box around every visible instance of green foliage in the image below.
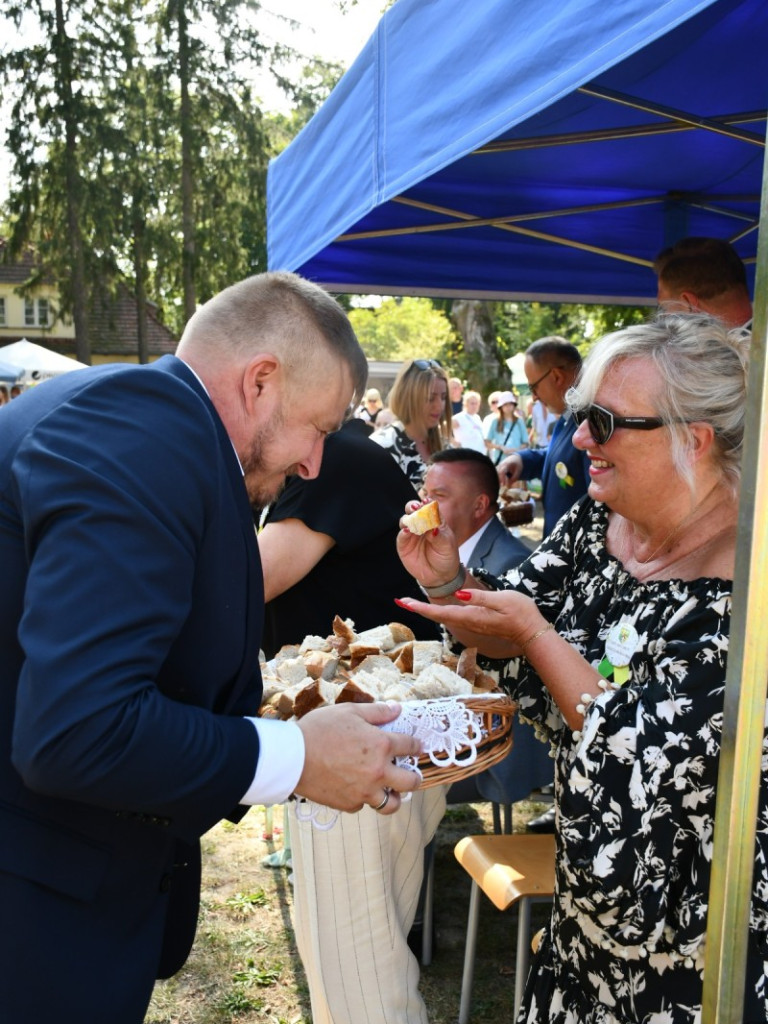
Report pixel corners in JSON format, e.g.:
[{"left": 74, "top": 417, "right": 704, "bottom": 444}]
[
  {"left": 222, "top": 890, "right": 269, "bottom": 915},
  {"left": 494, "top": 300, "right": 652, "bottom": 362},
  {"left": 348, "top": 296, "right": 457, "bottom": 362},
  {"left": 231, "top": 960, "right": 282, "bottom": 986}
]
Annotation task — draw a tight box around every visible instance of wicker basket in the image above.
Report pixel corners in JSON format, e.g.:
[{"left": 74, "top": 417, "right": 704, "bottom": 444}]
[{"left": 417, "top": 693, "right": 516, "bottom": 789}]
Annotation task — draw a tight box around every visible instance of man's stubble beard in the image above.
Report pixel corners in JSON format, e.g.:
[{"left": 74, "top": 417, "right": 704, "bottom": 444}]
[{"left": 241, "top": 405, "right": 296, "bottom": 511}]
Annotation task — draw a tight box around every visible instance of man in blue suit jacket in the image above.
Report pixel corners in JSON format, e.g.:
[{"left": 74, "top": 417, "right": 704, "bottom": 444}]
[
  {"left": 0, "top": 272, "right": 421, "bottom": 1023},
  {"left": 421, "top": 448, "right": 552, "bottom": 808},
  {"left": 500, "top": 336, "right": 590, "bottom": 538}
]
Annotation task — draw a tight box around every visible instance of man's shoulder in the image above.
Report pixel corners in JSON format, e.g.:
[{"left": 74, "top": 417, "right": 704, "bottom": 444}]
[{"left": 471, "top": 515, "right": 530, "bottom": 572}]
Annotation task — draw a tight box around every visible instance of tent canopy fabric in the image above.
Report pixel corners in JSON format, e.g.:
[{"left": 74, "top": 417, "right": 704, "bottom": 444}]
[
  {"left": 267, "top": 0, "right": 766, "bottom": 303},
  {"left": 0, "top": 359, "right": 23, "bottom": 383},
  {"left": 0, "top": 339, "right": 87, "bottom": 381}
]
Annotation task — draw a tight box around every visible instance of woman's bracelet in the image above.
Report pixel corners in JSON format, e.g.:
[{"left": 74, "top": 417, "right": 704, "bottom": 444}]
[
  {"left": 418, "top": 563, "right": 467, "bottom": 598},
  {"left": 520, "top": 622, "right": 555, "bottom": 658}
]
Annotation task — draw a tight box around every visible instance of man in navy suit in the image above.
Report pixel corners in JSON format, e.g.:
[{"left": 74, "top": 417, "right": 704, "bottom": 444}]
[{"left": 0, "top": 272, "right": 422, "bottom": 1024}]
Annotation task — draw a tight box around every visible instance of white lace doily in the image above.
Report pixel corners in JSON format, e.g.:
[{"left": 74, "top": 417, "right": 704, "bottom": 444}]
[{"left": 295, "top": 696, "right": 494, "bottom": 830}]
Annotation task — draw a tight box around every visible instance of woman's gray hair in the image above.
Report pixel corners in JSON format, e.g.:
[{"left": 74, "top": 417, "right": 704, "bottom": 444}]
[{"left": 568, "top": 312, "right": 748, "bottom": 494}]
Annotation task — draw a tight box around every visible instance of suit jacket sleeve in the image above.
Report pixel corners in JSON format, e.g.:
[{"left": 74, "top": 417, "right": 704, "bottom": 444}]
[{"left": 9, "top": 365, "right": 261, "bottom": 841}]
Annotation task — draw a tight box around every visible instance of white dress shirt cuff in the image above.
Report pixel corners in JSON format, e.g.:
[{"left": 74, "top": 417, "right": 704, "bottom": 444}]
[{"left": 240, "top": 718, "right": 305, "bottom": 806}]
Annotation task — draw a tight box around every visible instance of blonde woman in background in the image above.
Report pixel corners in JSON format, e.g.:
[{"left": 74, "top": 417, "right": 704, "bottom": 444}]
[{"left": 371, "top": 358, "right": 452, "bottom": 489}]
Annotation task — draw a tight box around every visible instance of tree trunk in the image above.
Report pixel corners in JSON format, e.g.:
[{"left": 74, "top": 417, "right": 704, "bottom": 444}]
[
  {"left": 55, "top": 0, "right": 91, "bottom": 364},
  {"left": 449, "top": 299, "right": 505, "bottom": 389},
  {"left": 132, "top": 194, "right": 149, "bottom": 364}
]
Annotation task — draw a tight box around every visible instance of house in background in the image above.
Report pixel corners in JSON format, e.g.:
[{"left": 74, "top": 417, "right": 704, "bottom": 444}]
[{"left": 0, "top": 241, "right": 176, "bottom": 365}]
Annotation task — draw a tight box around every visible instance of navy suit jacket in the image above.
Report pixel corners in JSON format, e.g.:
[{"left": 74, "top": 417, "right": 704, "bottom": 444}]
[
  {"left": 519, "top": 411, "right": 590, "bottom": 536},
  {"left": 465, "top": 514, "right": 530, "bottom": 576},
  {"left": 0, "top": 357, "right": 263, "bottom": 1021}
]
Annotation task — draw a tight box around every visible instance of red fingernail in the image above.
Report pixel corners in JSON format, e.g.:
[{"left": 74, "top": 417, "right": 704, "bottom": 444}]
[
  {"left": 394, "top": 598, "right": 410, "bottom": 608},
  {"left": 432, "top": 528, "right": 440, "bottom": 536},
  {"left": 455, "top": 590, "right": 471, "bottom": 601}
]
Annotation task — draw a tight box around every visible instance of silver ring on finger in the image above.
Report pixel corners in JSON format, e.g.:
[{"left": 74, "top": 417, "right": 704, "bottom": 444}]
[{"left": 372, "top": 789, "right": 391, "bottom": 813}]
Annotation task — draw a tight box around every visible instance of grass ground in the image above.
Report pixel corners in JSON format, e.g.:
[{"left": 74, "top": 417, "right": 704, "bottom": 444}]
[{"left": 144, "top": 796, "right": 553, "bottom": 1024}]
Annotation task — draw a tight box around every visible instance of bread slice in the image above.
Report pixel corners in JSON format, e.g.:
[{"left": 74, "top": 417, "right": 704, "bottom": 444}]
[
  {"left": 411, "top": 662, "right": 473, "bottom": 699},
  {"left": 354, "top": 624, "right": 395, "bottom": 651},
  {"left": 401, "top": 500, "right": 441, "bottom": 535},
  {"left": 389, "top": 622, "right": 416, "bottom": 645}
]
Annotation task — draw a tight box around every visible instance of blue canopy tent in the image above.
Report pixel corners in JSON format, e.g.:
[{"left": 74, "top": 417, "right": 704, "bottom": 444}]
[
  {"left": 268, "top": 0, "right": 766, "bottom": 304},
  {"left": 268, "top": 1, "right": 768, "bottom": 1019}
]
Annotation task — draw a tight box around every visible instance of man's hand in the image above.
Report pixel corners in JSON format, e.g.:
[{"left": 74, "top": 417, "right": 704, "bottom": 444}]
[
  {"left": 294, "top": 702, "right": 423, "bottom": 814},
  {"left": 496, "top": 452, "right": 523, "bottom": 485}
]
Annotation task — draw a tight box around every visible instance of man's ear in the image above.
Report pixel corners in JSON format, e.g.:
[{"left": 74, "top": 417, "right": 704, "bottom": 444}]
[
  {"left": 242, "top": 354, "right": 280, "bottom": 416},
  {"left": 678, "top": 290, "right": 702, "bottom": 313},
  {"left": 473, "top": 492, "right": 491, "bottom": 522}
]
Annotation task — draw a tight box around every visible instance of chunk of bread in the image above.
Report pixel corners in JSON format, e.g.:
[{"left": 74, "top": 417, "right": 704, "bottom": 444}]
[
  {"left": 393, "top": 642, "right": 414, "bottom": 674},
  {"left": 303, "top": 650, "right": 340, "bottom": 681},
  {"left": 299, "top": 634, "right": 331, "bottom": 654},
  {"left": 354, "top": 624, "right": 395, "bottom": 651},
  {"left": 277, "top": 656, "right": 313, "bottom": 686},
  {"left": 293, "top": 678, "right": 342, "bottom": 718},
  {"left": 411, "top": 662, "right": 473, "bottom": 699},
  {"left": 456, "top": 647, "right": 478, "bottom": 682},
  {"left": 332, "top": 615, "right": 356, "bottom": 644},
  {"left": 412, "top": 640, "right": 445, "bottom": 674},
  {"left": 401, "top": 500, "right": 441, "bottom": 535},
  {"left": 336, "top": 678, "right": 378, "bottom": 705},
  {"left": 389, "top": 622, "right": 416, "bottom": 645}
]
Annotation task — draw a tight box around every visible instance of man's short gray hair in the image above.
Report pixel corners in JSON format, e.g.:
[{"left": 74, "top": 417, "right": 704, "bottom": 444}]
[{"left": 178, "top": 271, "right": 368, "bottom": 405}]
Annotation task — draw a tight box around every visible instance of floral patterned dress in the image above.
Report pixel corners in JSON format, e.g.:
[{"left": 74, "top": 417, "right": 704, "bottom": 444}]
[
  {"left": 470, "top": 497, "right": 768, "bottom": 1024},
  {"left": 370, "top": 423, "right": 429, "bottom": 490}
]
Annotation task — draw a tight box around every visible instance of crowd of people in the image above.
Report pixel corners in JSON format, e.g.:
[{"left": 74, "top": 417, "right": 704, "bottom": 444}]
[{"left": 1, "top": 235, "right": 764, "bottom": 1024}]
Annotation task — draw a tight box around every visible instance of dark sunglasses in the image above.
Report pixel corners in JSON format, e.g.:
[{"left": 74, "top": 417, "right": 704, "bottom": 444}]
[
  {"left": 413, "top": 359, "right": 443, "bottom": 371},
  {"left": 570, "top": 403, "right": 669, "bottom": 445}
]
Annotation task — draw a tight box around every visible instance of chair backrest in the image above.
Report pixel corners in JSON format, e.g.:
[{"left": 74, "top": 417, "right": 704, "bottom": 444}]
[{"left": 454, "top": 834, "right": 555, "bottom": 911}]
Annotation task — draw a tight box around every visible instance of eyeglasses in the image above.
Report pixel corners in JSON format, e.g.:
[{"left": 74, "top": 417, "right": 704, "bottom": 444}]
[
  {"left": 528, "top": 366, "right": 554, "bottom": 396},
  {"left": 413, "top": 359, "right": 443, "bottom": 371},
  {"left": 570, "top": 402, "right": 669, "bottom": 445}
]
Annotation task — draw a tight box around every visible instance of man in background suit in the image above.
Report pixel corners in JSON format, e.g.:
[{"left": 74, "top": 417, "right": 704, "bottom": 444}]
[
  {"left": 423, "top": 447, "right": 530, "bottom": 574},
  {"left": 497, "top": 335, "right": 589, "bottom": 539},
  {"left": 421, "top": 448, "right": 552, "bottom": 813},
  {"left": 0, "top": 272, "right": 421, "bottom": 1024}
]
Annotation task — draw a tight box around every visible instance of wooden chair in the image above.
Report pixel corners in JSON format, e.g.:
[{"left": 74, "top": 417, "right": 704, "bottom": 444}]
[
  {"left": 454, "top": 833, "right": 556, "bottom": 1022},
  {"left": 420, "top": 797, "right": 512, "bottom": 966}
]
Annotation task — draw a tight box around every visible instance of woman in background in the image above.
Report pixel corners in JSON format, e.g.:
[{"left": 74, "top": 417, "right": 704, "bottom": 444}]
[
  {"left": 485, "top": 390, "right": 529, "bottom": 464},
  {"left": 371, "top": 358, "right": 452, "bottom": 489}
]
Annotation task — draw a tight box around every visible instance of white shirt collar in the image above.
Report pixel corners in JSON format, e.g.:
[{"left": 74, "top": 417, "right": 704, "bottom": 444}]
[{"left": 458, "top": 518, "right": 493, "bottom": 564}]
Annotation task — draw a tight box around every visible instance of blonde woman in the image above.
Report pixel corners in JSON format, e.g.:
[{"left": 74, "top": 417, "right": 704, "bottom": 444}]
[{"left": 371, "top": 358, "right": 452, "bottom": 489}]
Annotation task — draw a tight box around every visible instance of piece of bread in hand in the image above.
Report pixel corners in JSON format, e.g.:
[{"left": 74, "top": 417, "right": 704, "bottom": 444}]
[{"left": 401, "top": 500, "right": 442, "bottom": 535}]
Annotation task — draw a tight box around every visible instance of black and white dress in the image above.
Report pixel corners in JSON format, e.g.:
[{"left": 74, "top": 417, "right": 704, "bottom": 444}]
[
  {"left": 370, "top": 422, "right": 430, "bottom": 491},
  {"left": 471, "top": 497, "right": 768, "bottom": 1023}
]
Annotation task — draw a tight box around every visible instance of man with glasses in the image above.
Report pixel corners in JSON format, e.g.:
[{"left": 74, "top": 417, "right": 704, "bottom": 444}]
[{"left": 498, "top": 336, "right": 590, "bottom": 539}]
